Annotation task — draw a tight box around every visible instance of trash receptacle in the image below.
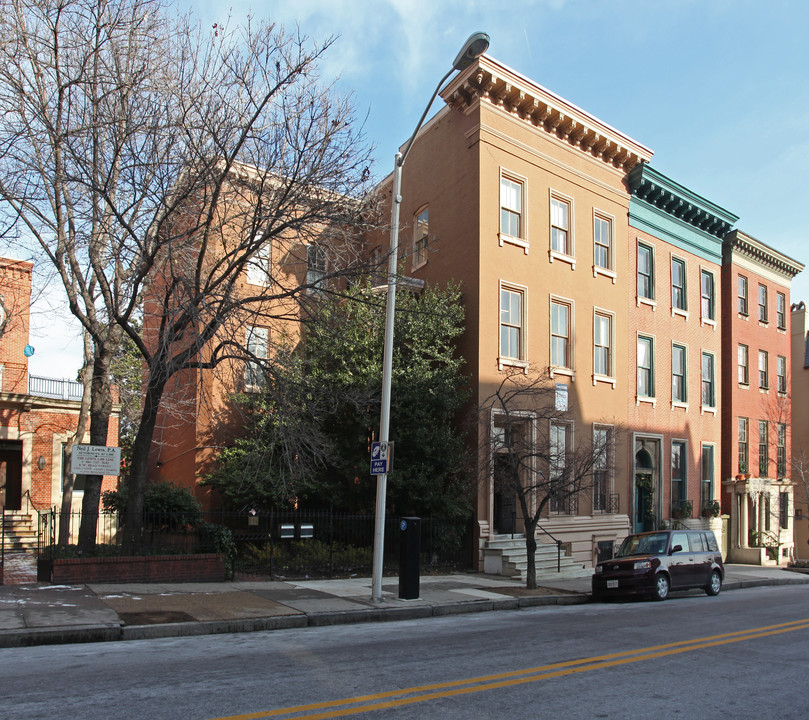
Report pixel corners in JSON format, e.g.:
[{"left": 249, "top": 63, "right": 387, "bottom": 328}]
[{"left": 399, "top": 517, "right": 420, "bottom": 600}]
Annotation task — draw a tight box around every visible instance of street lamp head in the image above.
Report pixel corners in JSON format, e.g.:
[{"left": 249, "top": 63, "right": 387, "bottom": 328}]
[{"left": 451, "top": 32, "right": 490, "bottom": 72}]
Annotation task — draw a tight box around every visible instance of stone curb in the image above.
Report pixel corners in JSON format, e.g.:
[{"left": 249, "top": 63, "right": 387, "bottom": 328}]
[
  {"left": 3, "top": 577, "right": 806, "bottom": 648},
  {"left": 0, "top": 623, "right": 121, "bottom": 649}
]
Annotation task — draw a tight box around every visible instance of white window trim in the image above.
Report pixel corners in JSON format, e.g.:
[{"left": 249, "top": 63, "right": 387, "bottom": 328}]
[
  {"left": 699, "top": 266, "right": 717, "bottom": 328},
  {"left": 499, "top": 169, "right": 529, "bottom": 254},
  {"left": 738, "top": 344, "right": 750, "bottom": 388},
  {"left": 491, "top": 409, "right": 538, "bottom": 518},
  {"left": 592, "top": 209, "right": 616, "bottom": 283},
  {"left": 636, "top": 239, "right": 656, "bottom": 309},
  {"left": 700, "top": 349, "right": 718, "bottom": 414},
  {"left": 592, "top": 307, "right": 616, "bottom": 388},
  {"left": 636, "top": 332, "right": 656, "bottom": 406},
  {"left": 549, "top": 189, "right": 575, "bottom": 268},
  {"left": 550, "top": 294, "right": 575, "bottom": 378},
  {"left": 671, "top": 342, "right": 688, "bottom": 410},
  {"left": 246, "top": 241, "right": 271, "bottom": 286},
  {"left": 670, "top": 253, "right": 689, "bottom": 318},
  {"left": 412, "top": 205, "right": 429, "bottom": 270},
  {"left": 549, "top": 419, "right": 575, "bottom": 516},
  {"left": 498, "top": 280, "right": 529, "bottom": 372},
  {"left": 244, "top": 325, "right": 269, "bottom": 391}
]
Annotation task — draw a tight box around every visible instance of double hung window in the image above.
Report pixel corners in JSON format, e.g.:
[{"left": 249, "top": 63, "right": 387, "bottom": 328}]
[
  {"left": 738, "top": 275, "right": 748, "bottom": 315},
  {"left": 759, "top": 350, "right": 769, "bottom": 389},
  {"left": 551, "top": 300, "right": 572, "bottom": 369},
  {"left": 701, "top": 352, "right": 715, "bottom": 408},
  {"left": 738, "top": 418, "right": 749, "bottom": 473},
  {"left": 777, "top": 355, "right": 787, "bottom": 393},
  {"left": 671, "top": 258, "right": 686, "bottom": 311},
  {"left": 500, "top": 176, "right": 522, "bottom": 239},
  {"left": 245, "top": 326, "right": 269, "bottom": 388},
  {"left": 637, "top": 244, "right": 654, "bottom": 300},
  {"left": 758, "top": 284, "right": 768, "bottom": 323},
  {"left": 551, "top": 196, "right": 570, "bottom": 255},
  {"left": 738, "top": 344, "right": 749, "bottom": 385},
  {"left": 700, "top": 270, "right": 715, "bottom": 321},
  {"left": 759, "top": 421, "right": 769, "bottom": 476},
  {"left": 671, "top": 441, "right": 687, "bottom": 516},
  {"left": 637, "top": 336, "right": 654, "bottom": 398},
  {"left": 413, "top": 207, "right": 429, "bottom": 268},
  {"left": 777, "top": 292, "right": 787, "bottom": 330},
  {"left": 672, "top": 344, "right": 686, "bottom": 403},
  {"left": 594, "top": 312, "right": 612, "bottom": 378},
  {"left": 500, "top": 285, "right": 525, "bottom": 363},
  {"left": 594, "top": 214, "right": 612, "bottom": 271}
]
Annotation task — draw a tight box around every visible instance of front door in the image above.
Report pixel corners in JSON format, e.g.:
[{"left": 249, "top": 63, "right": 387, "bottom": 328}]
[
  {"left": 635, "top": 472, "right": 654, "bottom": 533},
  {"left": 0, "top": 443, "right": 23, "bottom": 510},
  {"left": 493, "top": 454, "right": 518, "bottom": 535}
]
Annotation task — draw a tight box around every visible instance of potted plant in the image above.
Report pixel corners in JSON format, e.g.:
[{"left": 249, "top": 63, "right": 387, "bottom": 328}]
[{"left": 703, "top": 499, "right": 721, "bottom": 518}]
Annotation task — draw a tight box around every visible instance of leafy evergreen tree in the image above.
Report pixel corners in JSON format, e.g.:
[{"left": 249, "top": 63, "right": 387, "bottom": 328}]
[{"left": 205, "top": 282, "right": 472, "bottom": 523}]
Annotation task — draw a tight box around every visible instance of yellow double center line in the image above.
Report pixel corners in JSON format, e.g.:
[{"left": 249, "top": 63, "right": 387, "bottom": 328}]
[{"left": 213, "top": 618, "right": 809, "bottom": 720}]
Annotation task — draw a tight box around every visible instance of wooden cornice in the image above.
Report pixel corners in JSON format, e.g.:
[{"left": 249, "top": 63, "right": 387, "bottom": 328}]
[
  {"left": 724, "top": 230, "right": 805, "bottom": 279},
  {"left": 629, "top": 164, "right": 739, "bottom": 239},
  {"left": 442, "top": 56, "right": 653, "bottom": 173}
]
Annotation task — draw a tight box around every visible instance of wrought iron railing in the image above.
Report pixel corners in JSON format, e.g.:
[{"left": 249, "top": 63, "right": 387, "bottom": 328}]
[{"left": 27, "top": 375, "right": 84, "bottom": 401}]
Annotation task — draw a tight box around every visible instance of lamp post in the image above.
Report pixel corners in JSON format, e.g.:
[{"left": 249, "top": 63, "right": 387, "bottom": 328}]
[{"left": 371, "top": 32, "right": 490, "bottom": 603}]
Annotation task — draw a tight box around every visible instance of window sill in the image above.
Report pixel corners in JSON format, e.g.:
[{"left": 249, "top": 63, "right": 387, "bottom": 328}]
[
  {"left": 593, "top": 374, "right": 616, "bottom": 388},
  {"left": 759, "top": 386, "right": 770, "bottom": 394},
  {"left": 700, "top": 317, "right": 717, "bottom": 329},
  {"left": 671, "top": 401, "right": 689, "bottom": 411},
  {"left": 738, "top": 382, "right": 749, "bottom": 390},
  {"left": 498, "top": 358, "right": 529, "bottom": 373},
  {"left": 671, "top": 308, "right": 689, "bottom": 320},
  {"left": 778, "top": 391, "right": 788, "bottom": 398},
  {"left": 593, "top": 266, "right": 617, "bottom": 283},
  {"left": 701, "top": 405, "right": 717, "bottom": 416},
  {"left": 738, "top": 312, "right": 749, "bottom": 320},
  {"left": 549, "top": 250, "right": 576, "bottom": 269},
  {"left": 637, "top": 297, "right": 656, "bottom": 310},
  {"left": 412, "top": 258, "right": 427, "bottom": 271},
  {"left": 758, "top": 320, "right": 769, "bottom": 328},
  {"left": 777, "top": 327, "right": 787, "bottom": 334},
  {"left": 550, "top": 367, "right": 575, "bottom": 380},
  {"left": 636, "top": 395, "right": 657, "bottom": 407},
  {"left": 499, "top": 233, "right": 529, "bottom": 254}
]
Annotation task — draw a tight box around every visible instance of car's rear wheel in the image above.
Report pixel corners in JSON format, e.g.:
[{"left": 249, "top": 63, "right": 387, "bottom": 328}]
[
  {"left": 653, "top": 574, "right": 670, "bottom": 601},
  {"left": 705, "top": 569, "right": 722, "bottom": 596}
]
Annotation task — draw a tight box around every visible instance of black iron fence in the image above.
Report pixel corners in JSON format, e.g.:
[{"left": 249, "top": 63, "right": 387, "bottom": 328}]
[{"left": 37, "top": 508, "right": 474, "bottom": 580}]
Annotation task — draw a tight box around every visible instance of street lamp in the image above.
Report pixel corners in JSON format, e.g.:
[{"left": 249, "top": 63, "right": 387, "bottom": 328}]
[{"left": 371, "top": 32, "right": 490, "bottom": 603}]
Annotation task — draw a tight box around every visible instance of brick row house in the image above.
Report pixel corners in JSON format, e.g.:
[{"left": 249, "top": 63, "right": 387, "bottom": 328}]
[
  {"left": 369, "top": 54, "right": 804, "bottom": 571},
  {"left": 0, "top": 257, "right": 119, "bottom": 550},
  {"left": 142, "top": 53, "right": 804, "bottom": 572}
]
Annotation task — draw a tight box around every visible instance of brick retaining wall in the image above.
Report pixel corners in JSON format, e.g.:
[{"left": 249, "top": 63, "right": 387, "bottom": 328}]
[{"left": 45, "top": 553, "right": 225, "bottom": 583}]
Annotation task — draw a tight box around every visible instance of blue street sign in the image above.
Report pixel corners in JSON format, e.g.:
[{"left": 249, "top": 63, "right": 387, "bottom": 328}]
[{"left": 370, "top": 441, "right": 389, "bottom": 475}]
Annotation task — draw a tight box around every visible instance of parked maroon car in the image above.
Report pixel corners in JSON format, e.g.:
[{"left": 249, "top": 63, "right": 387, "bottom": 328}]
[{"left": 592, "top": 529, "right": 724, "bottom": 601}]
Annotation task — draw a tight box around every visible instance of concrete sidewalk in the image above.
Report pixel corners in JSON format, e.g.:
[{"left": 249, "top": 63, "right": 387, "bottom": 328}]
[{"left": 1, "top": 565, "right": 808, "bottom": 649}]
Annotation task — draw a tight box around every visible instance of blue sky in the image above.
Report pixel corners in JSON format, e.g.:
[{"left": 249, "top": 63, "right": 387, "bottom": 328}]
[{"left": 28, "top": 0, "right": 809, "bottom": 376}]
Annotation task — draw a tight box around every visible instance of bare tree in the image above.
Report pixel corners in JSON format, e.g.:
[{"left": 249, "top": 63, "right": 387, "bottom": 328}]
[
  {"left": 0, "top": 0, "right": 375, "bottom": 550},
  {"left": 481, "top": 369, "right": 615, "bottom": 589}
]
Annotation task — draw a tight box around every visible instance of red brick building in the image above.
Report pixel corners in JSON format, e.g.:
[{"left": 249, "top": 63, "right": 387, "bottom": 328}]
[
  {"left": 721, "top": 231, "right": 803, "bottom": 563},
  {"left": 1, "top": 257, "right": 119, "bottom": 549}
]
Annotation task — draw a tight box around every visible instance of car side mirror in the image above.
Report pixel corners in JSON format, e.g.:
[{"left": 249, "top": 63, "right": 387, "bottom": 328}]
[{"left": 670, "top": 544, "right": 683, "bottom": 554}]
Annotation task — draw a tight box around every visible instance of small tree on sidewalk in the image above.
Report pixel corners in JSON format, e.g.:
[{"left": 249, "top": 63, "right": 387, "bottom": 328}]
[{"left": 480, "top": 369, "right": 616, "bottom": 589}]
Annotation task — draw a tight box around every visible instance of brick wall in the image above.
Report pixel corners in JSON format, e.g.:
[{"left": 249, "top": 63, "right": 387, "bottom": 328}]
[{"left": 48, "top": 553, "right": 226, "bottom": 583}]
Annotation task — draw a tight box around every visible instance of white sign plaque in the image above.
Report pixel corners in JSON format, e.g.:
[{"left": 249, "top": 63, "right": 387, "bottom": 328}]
[{"left": 71, "top": 444, "right": 121, "bottom": 476}]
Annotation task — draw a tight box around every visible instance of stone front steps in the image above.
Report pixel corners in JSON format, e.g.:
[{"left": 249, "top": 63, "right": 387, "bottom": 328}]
[
  {"left": 2, "top": 512, "right": 39, "bottom": 553},
  {"left": 484, "top": 534, "right": 591, "bottom": 582}
]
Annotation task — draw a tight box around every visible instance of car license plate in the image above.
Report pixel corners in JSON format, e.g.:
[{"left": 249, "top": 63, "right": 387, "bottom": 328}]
[{"left": 607, "top": 580, "right": 618, "bottom": 589}]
